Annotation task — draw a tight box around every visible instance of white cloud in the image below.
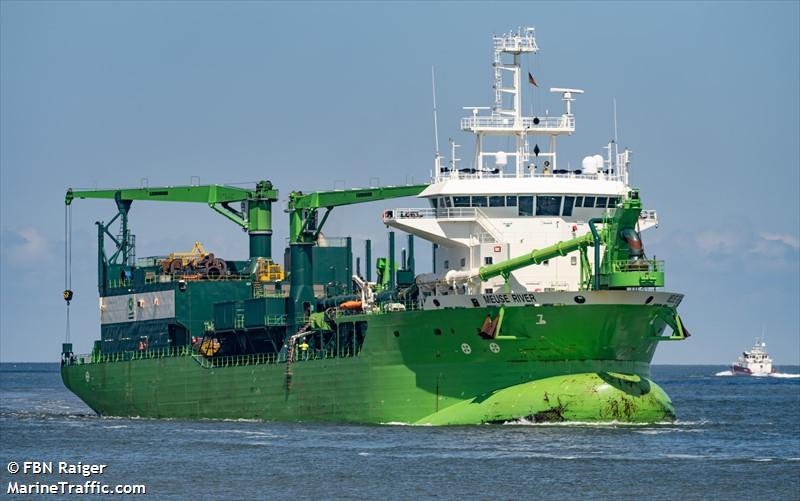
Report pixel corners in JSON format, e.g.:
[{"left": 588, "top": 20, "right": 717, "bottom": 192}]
[
  {"left": 4, "top": 227, "right": 51, "bottom": 264},
  {"left": 694, "top": 230, "right": 740, "bottom": 254},
  {"left": 760, "top": 233, "right": 800, "bottom": 251}
]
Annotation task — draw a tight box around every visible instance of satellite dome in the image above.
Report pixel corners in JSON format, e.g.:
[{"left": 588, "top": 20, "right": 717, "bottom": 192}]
[
  {"left": 495, "top": 151, "right": 508, "bottom": 167},
  {"left": 582, "top": 155, "right": 597, "bottom": 174}
]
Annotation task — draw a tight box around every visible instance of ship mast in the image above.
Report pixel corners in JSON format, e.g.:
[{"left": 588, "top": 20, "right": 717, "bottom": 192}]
[{"left": 458, "top": 27, "right": 583, "bottom": 180}]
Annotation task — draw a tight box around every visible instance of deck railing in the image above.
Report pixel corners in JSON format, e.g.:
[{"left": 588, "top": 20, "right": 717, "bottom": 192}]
[
  {"left": 63, "top": 342, "right": 361, "bottom": 369},
  {"left": 608, "top": 259, "right": 665, "bottom": 273}
]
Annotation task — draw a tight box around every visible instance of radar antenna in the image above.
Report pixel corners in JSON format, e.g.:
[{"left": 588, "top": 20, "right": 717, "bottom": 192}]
[{"left": 431, "top": 66, "right": 442, "bottom": 178}]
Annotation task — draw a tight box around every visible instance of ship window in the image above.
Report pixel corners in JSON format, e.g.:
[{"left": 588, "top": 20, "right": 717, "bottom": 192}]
[
  {"left": 575, "top": 196, "right": 583, "bottom": 207},
  {"left": 443, "top": 197, "right": 452, "bottom": 208},
  {"left": 484, "top": 288, "right": 493, "bottom": 294},
  {"left": 506, "top": 196, "right": 517, "bottom": 207},
  {"left": 536, "top": 196, "right": 562, "bottom": 216},
  {"left": 430, "top": 198, "right": 438, "bottom": 209},
  {"left": 607, "top": 197, "right": 619, "bottom": 207},
  {"left": 583, "top": 196, "right": 595, "bottom": 208},
  {"left": 595, "top": 197, "right": 608, "bottom": 208},
  {"left": 489, "top": 196, "right": 505, "bottom": 207},
  {"left": 484, "top": 257, "right": 493, "bottom": 265},
  {"left": 563, "top": 196, "right": 575, "bottom": 217},
  {"left": 460, "top": 258, "right": 466, "bottom": 267},
  {"left": 571, "top": 256, "right": 577, "bottom": 265},
  {"left": 471, "top": 196, "right": 488, "bottom": 207},
  {"left": 518, "top": 196, "right": 534, "bottom": 216},
  {"left": 444, "top": 260, "right": 449, "bottom": 269},
  {"left": 453, "top": 196, "right": 470, "bottom": 208}
]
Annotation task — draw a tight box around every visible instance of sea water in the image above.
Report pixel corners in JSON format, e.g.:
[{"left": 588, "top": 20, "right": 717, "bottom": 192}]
[{"left": 1, "top": 364, "right": 798, "bottom": 500}]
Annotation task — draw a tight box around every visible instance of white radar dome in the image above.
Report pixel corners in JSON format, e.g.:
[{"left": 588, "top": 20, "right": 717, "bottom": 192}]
[
  {"left": 593, "top": 154, "right": 604, "bottom": 169},
  {"left": 582, "top": 155, "right": 597, "bottom": 174},
  {"left": 495, "top": 151, "right": 508, "bottom": 167}
]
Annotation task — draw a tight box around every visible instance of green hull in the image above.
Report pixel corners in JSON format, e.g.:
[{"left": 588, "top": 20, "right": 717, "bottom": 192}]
[{"left": 62, "top": 300, "right": 679, "bottom": 424}]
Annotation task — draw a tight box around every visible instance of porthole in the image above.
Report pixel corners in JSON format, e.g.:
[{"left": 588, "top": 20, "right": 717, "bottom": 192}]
[
  {"left": 432, "top": 299, "right": 441, "bottom": 307},
  {"left": 434, "top": 329, "right": 442, "bottom": 336},
  {"left": 645, "top": 296, "right": 654, "bottom": 304},
  {"left": 393, "top": 331, "right": 400, "bottom": 338},
  {"left": 574, "top": 295, "right": 586, "bottom": 304}
]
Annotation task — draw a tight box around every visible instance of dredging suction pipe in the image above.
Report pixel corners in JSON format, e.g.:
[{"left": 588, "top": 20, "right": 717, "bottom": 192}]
[{"left": 441, "top": 231, "right": 599, "bottom": 290}]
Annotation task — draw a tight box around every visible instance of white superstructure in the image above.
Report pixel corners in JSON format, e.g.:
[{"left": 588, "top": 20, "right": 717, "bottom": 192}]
[
  {"left": 732, "top": 338, "right": 775, "bottom": 376},
  {"left": 385, "top": 27, "right": 656, "bottom": 295}
]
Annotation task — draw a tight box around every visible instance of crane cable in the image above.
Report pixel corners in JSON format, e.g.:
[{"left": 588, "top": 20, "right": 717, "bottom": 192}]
[{"left": 63, "top": 203, "right": 73, "bottom": 343}]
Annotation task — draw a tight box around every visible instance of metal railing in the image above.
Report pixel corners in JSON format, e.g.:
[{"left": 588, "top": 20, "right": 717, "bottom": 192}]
[
  {"left": 608, "top": 259, "right": 665, "bottom": 273},
  {"left": 64, "top": 341, "right": 362, "bottom": 369},
  {"left": 194, "top": 351, "right": 283, "bottom": 369},
  {"left": 433, "top": 170, "right": 624, "bottom": 183},
  {"left": 460, "top": 115, "right": 574, "bottom": 132},
  {"left": 639, "top": 210, "right": 658, "bottom": 221},
  {"left": 64, "top": 345, "right": 195, "bottom": 366},
  {"left": 111, "top": 272, "right": 253, "bottom": 289},
  {"left": 384, "top": 207, "right": 480, "bottom": 221}
]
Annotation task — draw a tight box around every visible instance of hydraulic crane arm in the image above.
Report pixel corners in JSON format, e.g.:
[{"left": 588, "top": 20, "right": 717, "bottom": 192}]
[
  {"left": 287, "top": 184, "right": 427, "bottom": 244},
  {"left": 65, "top": 183, "right": 278, "bottom": 229},
  {"left": 285, "top": 183, "right": 427, "bottom": 334},
  {"left": 65, "top": 180, "right": 279, "bottom": 260}
]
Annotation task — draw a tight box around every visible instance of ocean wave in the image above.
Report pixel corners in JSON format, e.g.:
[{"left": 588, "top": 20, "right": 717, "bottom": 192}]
[{"left": 715, "top": 370, "right": 799, "bottom": 378}]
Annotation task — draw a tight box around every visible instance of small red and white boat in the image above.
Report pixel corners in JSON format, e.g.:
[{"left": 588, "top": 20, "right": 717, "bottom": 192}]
[{"left": 731, "top": 338, "right": 775, "bottom": 376}]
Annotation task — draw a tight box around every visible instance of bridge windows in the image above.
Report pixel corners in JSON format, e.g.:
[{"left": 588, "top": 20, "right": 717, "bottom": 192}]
[
  {"left": 436, "top": 193, "right": 618, "bottom": 215},
  {"left": 471, "top": 196, "right": 488, "bottom": 207},
  {"left": 563, "top": 196, "right": 575, "bottom": 216},
  {"left": 453, "top": 196, "right": 471, "bottom": 207},
  {"left": 518, "top": 196, "right": 534, "bottom": 216},
  {"left": 536, "top": 196, "right": 562, "bottom": 216},
  {"left": 489, "top": 196, "right": 505, "bottom": 207}
]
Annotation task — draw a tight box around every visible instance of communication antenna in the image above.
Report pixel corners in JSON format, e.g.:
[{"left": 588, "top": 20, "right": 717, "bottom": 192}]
[
  {"left": 431, "top": 66, "right": 442, "bottom": 177},
  {"left": 612, "top": 98, "right": 620, "bottom": 171}
]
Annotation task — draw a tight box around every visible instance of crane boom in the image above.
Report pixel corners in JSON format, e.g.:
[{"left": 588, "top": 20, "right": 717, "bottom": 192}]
[
  {"left": 287, "top": 185, "right": 427, "bottom": 244},
  {"left": 285, "top": 183, "right": 427, "bottom": 334},
  {"left": 65, "top": 181, "right": 279, "bottom": 260}
]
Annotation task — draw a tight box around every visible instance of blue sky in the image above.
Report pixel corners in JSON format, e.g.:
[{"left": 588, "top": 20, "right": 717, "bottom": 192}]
[{"left": 1, "top": 1, "right": 798, "bottom": 364}]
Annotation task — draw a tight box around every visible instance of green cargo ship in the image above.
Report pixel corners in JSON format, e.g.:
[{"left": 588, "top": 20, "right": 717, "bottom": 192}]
[{"left": 61, "top": 28, "right": 689, "bottom": 425}]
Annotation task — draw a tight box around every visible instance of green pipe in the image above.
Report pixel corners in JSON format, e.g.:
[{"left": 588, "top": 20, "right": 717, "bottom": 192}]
[
  {"left": 407, "top": 234, "right": 415, "bottom": 275},
  {"left": 288, "top": 243, "right": 314, "bottom": 334},
  {"left": 345, "top": 237, "right": 353, "bottom": 293},
  {"left": 388, "top": 232, "right": 396, "bottom": 290},
  {"left": 365, "top": 240, "right": 372, "bottom": 282},
  {"left": 588, "top": 218, "right": 603, "bottom": 291},
  {"left": 478, "top": 231, "right": 595, "bottom": 281}
]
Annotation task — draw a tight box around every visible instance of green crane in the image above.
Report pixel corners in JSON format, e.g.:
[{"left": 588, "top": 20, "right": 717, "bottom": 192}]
[
  {"left": 65, "top": 181, "right": 278, "bottom": 295},
  {"left": 66, "top": 180, "right": 278, "bottom": 260},
  {"left": 285, "top": 184, "right": 427, "bottom": 332}
]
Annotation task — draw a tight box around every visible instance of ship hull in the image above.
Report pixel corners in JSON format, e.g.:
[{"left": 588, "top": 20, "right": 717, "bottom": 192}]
[{"left": 62, "top": 298, "right": 681, "bottom": 424}]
